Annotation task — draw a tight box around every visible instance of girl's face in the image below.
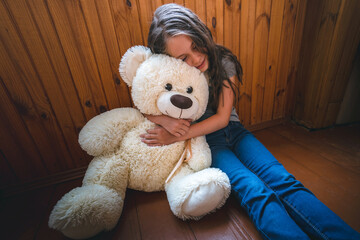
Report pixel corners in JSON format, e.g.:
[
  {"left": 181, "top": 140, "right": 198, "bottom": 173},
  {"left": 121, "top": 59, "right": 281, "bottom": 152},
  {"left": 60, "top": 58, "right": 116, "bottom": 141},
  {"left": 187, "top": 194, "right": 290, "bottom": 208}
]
[{"left": 166, "top": 34, "right": 209, "bottom": 72}]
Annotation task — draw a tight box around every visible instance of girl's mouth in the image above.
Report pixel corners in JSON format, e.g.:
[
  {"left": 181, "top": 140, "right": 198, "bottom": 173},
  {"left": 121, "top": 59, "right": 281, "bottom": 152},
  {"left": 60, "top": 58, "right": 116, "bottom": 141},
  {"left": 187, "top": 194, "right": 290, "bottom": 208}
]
[{"left": 196, "top": 59, "right": 205, "bottom": 70}]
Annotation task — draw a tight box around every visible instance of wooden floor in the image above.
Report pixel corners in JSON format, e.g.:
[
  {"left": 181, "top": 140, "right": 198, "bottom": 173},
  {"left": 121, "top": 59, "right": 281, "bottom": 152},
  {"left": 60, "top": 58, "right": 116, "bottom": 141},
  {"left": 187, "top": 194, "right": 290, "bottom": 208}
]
[{"left": 1, "top": 121, "right": 359, "bottom": 240}]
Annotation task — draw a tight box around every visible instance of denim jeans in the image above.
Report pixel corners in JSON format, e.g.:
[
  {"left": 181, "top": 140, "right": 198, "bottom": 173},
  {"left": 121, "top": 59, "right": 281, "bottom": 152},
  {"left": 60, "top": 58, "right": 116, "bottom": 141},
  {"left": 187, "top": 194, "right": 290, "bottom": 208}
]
[{"left": 206, "top": 121, "right": 360, "bottom": 240}]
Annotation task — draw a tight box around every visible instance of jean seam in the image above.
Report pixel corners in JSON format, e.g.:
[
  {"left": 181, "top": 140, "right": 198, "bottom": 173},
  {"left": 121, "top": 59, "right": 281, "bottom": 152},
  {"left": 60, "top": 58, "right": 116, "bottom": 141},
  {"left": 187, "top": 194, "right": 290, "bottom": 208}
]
[
  {"left": 231, "top": 159, "right": 317, "bottom": 240},
  {"left": 228, "top": 153, "right": 288, "bottom": 240},
  {"left": 280, "top": 197, "right": 330, "bottom": 240},
  {"left": 232, "top": 188, "right": 272, "bottom": 240},
  {"left": 231, "top": 139, "right": 327, "bottom": 239},
  {"left": 247, "top": 168, "right": 330, "bottom": 240}
]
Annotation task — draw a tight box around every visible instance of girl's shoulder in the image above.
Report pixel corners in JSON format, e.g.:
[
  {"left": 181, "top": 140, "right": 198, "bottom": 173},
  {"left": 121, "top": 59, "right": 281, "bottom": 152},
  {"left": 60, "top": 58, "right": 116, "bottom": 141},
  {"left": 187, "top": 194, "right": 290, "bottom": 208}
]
[{"left": 221, "top": 56, "right": 236, "bottom": 78}]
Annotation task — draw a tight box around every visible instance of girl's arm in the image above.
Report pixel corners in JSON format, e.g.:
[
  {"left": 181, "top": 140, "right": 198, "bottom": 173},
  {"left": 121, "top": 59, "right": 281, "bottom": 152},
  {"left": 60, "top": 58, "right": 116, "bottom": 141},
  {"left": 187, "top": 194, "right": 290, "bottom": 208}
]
[{"left": 141, "top": 76, "right": 235, "bottom": 146}]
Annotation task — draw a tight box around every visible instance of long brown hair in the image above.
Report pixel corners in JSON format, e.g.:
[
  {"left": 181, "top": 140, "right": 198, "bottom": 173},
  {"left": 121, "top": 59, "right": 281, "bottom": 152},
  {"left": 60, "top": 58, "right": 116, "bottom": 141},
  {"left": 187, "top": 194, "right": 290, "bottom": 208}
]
[{"left": 148, "top": 3, "right": 243, "bottom": 111}]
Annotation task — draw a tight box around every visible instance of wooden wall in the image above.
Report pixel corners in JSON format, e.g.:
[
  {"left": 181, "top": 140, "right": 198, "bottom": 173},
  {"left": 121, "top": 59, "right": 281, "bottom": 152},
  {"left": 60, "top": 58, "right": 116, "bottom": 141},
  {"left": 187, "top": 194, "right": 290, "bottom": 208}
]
[
  {"left": 293, "top": 0, "right": 360, "bottom": 129},
  {"left": 0, "top": 0, "right": 307, "bottom": 190}
]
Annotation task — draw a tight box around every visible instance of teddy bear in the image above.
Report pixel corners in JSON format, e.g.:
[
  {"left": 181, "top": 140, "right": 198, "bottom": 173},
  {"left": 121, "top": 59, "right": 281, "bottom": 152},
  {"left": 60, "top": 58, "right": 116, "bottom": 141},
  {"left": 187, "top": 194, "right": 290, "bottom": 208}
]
[{"left": 48, "top": 46, "right": 231, "bottom": 239}]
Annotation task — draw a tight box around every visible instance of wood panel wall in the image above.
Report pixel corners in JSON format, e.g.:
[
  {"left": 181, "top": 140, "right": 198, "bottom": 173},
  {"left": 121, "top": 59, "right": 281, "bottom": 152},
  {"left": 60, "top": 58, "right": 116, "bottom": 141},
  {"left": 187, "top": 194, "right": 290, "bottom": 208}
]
[
  {"left": 293, "top": 0, "right": 360, "bottom": 129},
  {"left": 0, "top": 0, "right": 306, "bottom": 190}
]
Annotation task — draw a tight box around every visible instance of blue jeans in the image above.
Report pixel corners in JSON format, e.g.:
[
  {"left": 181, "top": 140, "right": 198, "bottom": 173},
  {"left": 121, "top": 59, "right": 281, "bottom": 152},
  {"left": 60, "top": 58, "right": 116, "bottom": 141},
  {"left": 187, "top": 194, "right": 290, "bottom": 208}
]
[{"left": 206, "top": 121, "right": 360, "bottom": 240}]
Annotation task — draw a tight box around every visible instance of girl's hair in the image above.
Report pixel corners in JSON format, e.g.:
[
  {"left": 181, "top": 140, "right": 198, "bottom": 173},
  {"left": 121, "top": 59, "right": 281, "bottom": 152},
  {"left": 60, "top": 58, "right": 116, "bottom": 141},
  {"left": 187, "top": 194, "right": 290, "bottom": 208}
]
[{"left": 148, "top": 3, "right": 243, "bottom": 111}]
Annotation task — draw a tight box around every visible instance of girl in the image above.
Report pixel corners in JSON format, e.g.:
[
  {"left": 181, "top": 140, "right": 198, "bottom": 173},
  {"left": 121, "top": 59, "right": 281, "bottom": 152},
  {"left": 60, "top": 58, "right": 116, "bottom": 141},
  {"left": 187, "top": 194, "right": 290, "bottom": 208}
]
[{"left": 141, "top": 3, "right": 360, "bottom": 240}]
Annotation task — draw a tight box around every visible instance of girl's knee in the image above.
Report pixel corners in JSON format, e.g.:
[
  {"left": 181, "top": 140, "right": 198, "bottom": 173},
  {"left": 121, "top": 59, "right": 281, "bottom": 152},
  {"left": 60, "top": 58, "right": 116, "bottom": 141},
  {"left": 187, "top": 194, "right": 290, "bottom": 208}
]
[{"left": 230, "top": 171, "right": 269, "bottom": 195}]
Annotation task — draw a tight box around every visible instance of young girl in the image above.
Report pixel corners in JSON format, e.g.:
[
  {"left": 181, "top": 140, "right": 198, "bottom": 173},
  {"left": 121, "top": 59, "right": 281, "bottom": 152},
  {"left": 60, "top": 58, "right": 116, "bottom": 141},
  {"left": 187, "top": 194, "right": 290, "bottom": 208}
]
[{"left": 141, "top": 3, "right": 360, "bottom": 240}]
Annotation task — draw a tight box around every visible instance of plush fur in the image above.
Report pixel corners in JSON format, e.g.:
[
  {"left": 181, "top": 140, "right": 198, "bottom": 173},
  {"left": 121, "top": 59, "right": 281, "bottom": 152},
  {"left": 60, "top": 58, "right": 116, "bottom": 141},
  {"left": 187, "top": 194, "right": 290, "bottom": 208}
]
[{"left": 48, "top": 46, "right": 230, "bottom": 239}]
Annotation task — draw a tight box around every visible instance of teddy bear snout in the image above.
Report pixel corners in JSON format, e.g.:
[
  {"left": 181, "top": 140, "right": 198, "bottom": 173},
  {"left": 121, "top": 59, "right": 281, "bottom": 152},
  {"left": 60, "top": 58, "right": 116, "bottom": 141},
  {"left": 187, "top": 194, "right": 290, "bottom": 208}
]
[{"left": 170, "top": 94, "right": 193, "bottom": 109}]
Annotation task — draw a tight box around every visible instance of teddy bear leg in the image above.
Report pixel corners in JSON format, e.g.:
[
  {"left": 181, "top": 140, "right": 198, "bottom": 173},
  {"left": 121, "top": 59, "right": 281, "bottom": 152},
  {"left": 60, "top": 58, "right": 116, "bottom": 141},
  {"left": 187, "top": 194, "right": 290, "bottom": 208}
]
[
  {"left": 48, "top": 184, "right": 124, "bottom": 239},
  {"left": 165, "top": 167, "right": 230, "bottom": 220},
  {"left": 49, "top": 156, "right": 129, "bottom": 239}
]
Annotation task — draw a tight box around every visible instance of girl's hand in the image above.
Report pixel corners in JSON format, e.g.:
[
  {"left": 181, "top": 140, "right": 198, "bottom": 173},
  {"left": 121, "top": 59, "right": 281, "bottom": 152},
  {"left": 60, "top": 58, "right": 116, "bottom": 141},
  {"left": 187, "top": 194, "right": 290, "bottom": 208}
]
[
  {"left": 140, "top": 126, "right": 177, "bottom": 146},
  {"left": 144, "top": 114, "right": 191, "bottom": 137},
  {"left": 162, "top": 118, "right": 191, "bottom": 137}
]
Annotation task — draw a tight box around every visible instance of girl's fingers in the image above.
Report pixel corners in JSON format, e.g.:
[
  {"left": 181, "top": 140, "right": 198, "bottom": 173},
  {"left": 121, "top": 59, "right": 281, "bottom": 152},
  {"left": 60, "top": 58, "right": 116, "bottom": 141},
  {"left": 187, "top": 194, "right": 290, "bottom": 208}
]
[
  {"left": 140, "top": 133, "right": 157, "bottom": 140},
  {"left": 173, "top": 132, "right": 181, "bottom": 137},
  {"left": 174, "top": 124, "right": 189, "bottom": 136},
  {"left": 141, "top": 138, "right": 159, "bottom": 145},
  {"left": 182, "top": 120, "right": 191, "bottom": 127},
  {"left": 146, "top": 129, "right": 157, "bottom": 134},
  {"left": 176, "top": 129, "right": 186, "bottom": 136}
]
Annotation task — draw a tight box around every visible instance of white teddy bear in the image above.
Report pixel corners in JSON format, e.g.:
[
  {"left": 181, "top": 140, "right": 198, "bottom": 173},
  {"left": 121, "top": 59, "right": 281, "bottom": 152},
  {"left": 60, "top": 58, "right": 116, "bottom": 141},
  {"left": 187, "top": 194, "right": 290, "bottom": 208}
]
[{"left": 48, "top": 46, "right": 230, "bottom": 239}]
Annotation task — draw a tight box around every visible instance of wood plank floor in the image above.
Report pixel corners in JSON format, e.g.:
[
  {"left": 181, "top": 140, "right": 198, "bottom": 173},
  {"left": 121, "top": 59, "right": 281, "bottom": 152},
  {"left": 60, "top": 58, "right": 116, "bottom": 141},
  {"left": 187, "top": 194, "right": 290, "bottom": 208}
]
[{"left": 1, "top": 121, "right": 359, "bottom": 240}]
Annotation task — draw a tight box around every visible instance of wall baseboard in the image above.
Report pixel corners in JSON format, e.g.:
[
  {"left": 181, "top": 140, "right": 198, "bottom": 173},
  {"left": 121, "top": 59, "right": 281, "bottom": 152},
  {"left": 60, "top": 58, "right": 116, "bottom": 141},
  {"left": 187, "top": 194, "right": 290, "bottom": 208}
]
[
  {"left": 1, "top": 167, "right": 87, "bottom": 198},
  {"left": 246, "top": 118, "right": 288, "bottom": 132}
]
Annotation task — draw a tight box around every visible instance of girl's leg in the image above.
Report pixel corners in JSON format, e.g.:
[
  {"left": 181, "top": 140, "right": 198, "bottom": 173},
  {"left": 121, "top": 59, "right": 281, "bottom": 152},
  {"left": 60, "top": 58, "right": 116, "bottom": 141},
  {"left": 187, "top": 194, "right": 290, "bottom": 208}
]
[
  {"left": 207, "top": 128, "right": 310, "bottom": 240},
  {"left": 230, "top": 122, "right": 360, "bottom": 240}
]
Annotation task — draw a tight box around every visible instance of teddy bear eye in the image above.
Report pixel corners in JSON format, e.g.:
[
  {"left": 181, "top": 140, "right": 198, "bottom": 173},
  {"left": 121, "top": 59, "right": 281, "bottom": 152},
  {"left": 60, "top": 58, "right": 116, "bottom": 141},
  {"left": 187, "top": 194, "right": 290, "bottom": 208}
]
[
  {"left": 187, "top": 86, "right": 193, "bottom": 94},
  {"left": 165, "top": 83, "right": 172, "bottom": 91}
]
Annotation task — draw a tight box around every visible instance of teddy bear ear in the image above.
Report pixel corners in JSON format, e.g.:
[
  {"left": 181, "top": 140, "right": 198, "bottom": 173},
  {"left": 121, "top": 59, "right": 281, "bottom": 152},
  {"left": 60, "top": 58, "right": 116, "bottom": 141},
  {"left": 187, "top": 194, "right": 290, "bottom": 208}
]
[{"left": 119, "top": 46, "right": 152, "bottom": 86}]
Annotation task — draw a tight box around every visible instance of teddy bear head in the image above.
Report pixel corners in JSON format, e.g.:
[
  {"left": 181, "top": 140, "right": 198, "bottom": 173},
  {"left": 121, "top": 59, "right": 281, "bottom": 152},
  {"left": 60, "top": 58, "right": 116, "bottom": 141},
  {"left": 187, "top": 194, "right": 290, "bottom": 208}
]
[{"left": 119, "top": 46, "right": 209, "bottom": 121}]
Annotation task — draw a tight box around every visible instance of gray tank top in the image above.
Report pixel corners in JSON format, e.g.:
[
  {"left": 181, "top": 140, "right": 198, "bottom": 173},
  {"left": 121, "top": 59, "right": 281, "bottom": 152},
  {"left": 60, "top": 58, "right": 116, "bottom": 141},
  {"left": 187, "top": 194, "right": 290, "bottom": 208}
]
[{"left": 197, "top": 57, "right": 240, "bottom": 122}]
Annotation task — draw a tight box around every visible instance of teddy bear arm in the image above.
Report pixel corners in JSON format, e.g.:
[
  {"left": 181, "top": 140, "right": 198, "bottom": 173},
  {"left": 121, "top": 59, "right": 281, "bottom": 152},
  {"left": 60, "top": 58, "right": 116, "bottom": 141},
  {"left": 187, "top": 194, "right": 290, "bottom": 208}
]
[
  {"left": 78, "top": 108, "right": 145, "bottom": 156},
  {"left": 187, "top": 136, "right": 212, "bottom": 171}
]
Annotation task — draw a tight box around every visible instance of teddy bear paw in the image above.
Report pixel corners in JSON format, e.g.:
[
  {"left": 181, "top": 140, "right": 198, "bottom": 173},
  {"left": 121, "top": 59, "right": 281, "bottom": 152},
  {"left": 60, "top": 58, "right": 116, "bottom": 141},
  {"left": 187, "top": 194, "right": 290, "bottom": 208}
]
[
  {"left": 182, "top": 181, "right": 227, "bottom": 217},
  {"left": 166, "top": 168, "right": 230, "bottom": 220}
]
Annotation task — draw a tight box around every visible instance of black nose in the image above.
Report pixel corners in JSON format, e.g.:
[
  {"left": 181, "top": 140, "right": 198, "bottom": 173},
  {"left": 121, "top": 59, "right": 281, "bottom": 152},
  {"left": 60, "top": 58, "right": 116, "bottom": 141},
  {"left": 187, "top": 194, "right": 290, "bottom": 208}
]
[{"left": 170, "top": 94, "right": 193, "bottom": 109}]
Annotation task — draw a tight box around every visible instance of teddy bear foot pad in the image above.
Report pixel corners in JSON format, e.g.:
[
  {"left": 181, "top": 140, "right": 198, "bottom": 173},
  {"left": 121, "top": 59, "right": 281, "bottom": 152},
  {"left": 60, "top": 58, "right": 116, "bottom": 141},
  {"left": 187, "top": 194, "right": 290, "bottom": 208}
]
[{"left": 166, "top": 168, "right": 230, "bottom": 220}]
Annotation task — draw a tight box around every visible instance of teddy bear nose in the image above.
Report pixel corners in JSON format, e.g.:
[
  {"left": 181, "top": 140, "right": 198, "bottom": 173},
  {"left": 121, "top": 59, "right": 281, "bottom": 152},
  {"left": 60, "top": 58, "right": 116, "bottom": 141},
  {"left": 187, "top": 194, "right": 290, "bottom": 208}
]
[{"left": 170, "top": 94, "right": 193, "bottom": 109}]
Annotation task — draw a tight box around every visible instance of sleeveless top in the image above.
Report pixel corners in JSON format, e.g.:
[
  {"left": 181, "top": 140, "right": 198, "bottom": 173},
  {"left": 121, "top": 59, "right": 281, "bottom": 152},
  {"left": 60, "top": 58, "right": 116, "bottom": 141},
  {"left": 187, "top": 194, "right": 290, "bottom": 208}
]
[{"left": 197, "top": 57, "right": 240, "bottom": 122}]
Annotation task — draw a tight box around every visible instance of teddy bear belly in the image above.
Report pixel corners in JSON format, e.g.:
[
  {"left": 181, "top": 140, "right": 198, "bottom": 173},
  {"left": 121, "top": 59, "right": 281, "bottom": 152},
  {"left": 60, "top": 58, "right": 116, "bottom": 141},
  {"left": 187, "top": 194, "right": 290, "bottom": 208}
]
[{"left": 120, "top": 123, "right": 185, "bottom": 192}]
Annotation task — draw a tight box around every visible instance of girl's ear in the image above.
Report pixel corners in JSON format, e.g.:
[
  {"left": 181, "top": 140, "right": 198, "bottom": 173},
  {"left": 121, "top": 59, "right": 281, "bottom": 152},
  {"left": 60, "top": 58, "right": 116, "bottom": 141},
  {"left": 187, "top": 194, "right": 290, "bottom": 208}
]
[{"left": 119, "top": 46, "right": 152, "bottom": 86}]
